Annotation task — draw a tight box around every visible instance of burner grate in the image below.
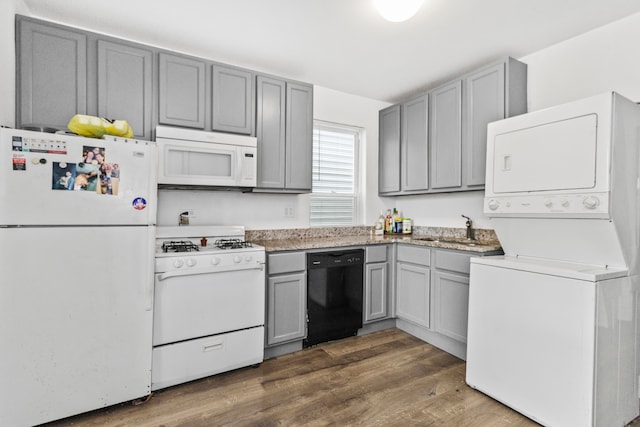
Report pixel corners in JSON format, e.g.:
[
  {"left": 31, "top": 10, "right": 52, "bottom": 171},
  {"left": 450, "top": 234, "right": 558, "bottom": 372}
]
[
  {"left": 214, "top": 238, "right": 253, "bottom": 250},
  {"left": 162, "top": 240, "right": 200, "bottom": 253}
]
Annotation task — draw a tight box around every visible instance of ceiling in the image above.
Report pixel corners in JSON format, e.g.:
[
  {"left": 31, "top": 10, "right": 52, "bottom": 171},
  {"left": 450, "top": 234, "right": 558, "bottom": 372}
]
[{"left": 21, "top": 0, "right": 640, "bottom": 103}]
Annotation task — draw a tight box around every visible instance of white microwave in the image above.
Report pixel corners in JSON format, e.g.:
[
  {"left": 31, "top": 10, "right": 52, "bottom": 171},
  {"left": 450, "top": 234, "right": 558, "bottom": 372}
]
[{"left": 156, "top": 126, "right": 257, "bottom": 189}]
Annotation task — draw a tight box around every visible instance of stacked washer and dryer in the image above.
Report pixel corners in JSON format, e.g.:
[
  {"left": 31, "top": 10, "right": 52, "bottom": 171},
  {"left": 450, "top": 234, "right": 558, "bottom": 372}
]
[{"left": 466, "top": 92, "right": 640, "bottom": 427}]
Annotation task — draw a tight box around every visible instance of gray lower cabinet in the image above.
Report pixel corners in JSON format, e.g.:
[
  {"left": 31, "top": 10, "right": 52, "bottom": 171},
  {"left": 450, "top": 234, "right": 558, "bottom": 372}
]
[
  {"left": 395, "top": 245, "right": 431, "bottom": 328},
  {"left": 364, "top": 245, "right": 393, "bottom": 323},
  {"left": 431, "top": 250, "right": 473, "bottom": 344},
  {"left": 432, "top": 270, "right": 469, "bottom": 343},
  {"left": 158, "top": 53, "right": 206, "bottom": 129},
  {"left": 395, "top": 247, "right": 484, "bottom": 360},
  {"left": 97, "top": 40, "right": 153, "bottom": 139},
  {"left": 266, "top": 252, "right": 307, "bottom": 346},
  {"left": 16, "top": 17, "right": 87, "bottom": 131},
  {"left": 212, "top": 64, "right": 253, "bottom": 135},
  {"left": 255, "top": 76, "right": 313, "bottom": 192}
]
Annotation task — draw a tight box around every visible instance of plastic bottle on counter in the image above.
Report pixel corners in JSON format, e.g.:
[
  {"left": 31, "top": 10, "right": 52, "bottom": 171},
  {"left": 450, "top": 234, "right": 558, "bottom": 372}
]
[
  {"left": 385, "top": 209, "right": 393, "bottom": 234},
  {"left": 374, "top": 211, "right": 385, "bottom": 235},
  {"left": 393, "top": 209, "right": 403, "bottom": 234}
]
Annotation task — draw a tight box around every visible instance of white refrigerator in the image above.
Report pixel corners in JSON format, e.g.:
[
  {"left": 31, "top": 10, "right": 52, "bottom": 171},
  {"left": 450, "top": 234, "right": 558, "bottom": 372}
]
[{"left": 0, "top": 128, "right": 157, "bottom": 426}]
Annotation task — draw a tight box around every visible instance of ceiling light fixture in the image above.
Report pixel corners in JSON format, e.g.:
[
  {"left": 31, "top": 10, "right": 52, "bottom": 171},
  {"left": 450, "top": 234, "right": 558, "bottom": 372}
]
[{"left": 373, "top": 0, "right": 424, "bottom": 23}]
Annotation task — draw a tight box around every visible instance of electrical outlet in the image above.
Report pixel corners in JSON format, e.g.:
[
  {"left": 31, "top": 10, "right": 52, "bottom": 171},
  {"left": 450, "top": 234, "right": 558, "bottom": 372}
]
[{"left": 284, "top": 207, "right": 296, "bottom": 218}]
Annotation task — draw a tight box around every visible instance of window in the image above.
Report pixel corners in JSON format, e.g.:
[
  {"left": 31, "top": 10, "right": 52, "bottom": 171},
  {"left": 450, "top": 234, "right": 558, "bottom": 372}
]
[{"left": 310, "top": 121, "right": 361, "bottom": 226}]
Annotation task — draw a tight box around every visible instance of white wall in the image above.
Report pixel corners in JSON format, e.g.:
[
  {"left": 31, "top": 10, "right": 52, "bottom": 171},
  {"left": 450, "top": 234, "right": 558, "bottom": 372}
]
[{"left": 521, "top": 11, "right": 640, "bottom": 111}]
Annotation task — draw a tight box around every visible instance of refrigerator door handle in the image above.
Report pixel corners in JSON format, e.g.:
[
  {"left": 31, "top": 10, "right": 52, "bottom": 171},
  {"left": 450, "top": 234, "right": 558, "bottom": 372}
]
[
  {"left": 145, "top": 229, "right": 156, "bottom": 311},
  {"left": 145, "top": 276, "right": 154, "bottom": 311}
]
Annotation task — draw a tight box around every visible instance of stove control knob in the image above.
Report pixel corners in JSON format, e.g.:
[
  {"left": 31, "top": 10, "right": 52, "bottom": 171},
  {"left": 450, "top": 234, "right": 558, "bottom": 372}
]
[
  {"left": 211, "top": 257, "right": 221, "bottom": 266},
  {"left": 186, "top": 258, "right": 197, "bottom": 267},
  {"left": 244, "top": 255, "right": 253, "bottom": 263},
  {"left": 233, "top": 255, "right": 242, "bottom": 264},
  {"left": 173, "top": 259, "right": 184, "bottom": 268},
  {"left": 544, "top": 200, "right": 553, "bottom": 208},
  {"left": 487, "top": 199, "right": 500, "bottom": 211}
]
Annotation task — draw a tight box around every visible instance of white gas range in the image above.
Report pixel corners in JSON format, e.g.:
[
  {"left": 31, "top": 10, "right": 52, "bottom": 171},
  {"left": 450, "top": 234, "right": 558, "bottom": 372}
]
[
  {"left": 152, "top": 225, "right": 265, "bottom": 391},
  {"left": 155, "top": 225, "right": 264, "bottom": 273}
]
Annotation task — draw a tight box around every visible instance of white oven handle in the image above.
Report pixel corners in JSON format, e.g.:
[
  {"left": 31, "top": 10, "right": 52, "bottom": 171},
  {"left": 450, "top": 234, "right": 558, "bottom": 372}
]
[{"left": 157, "top": 262, "right": 265, "bottom": 281}]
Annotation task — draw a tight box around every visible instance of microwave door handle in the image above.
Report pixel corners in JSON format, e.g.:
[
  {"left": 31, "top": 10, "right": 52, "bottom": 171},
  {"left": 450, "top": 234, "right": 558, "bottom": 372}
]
[{"left": 157, "top": 262, "right": 265, "bottom": 281}]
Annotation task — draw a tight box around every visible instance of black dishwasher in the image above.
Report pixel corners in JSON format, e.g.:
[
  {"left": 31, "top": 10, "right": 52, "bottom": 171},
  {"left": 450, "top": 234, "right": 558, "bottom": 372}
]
[{"left": 304, "top": 249, "right": 364, "bottom": 348}]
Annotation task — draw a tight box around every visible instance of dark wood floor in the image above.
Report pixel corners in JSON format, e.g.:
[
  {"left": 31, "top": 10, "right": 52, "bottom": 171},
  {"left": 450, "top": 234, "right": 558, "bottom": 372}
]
[{"left": 43, "top": 328, "right": 638, "bottom": 427}]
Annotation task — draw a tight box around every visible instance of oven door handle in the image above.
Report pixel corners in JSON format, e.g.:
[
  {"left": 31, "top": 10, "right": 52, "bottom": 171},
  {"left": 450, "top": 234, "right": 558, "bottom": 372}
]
[{"left": 157, "top": 262, "right": 265, "bottom": 281}]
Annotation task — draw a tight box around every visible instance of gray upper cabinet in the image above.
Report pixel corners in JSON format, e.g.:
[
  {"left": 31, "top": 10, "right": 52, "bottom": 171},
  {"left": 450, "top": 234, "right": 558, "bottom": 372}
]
[
  {"left": 378, "top": 57, "right": 526, "bottom": 196},
  {"left": 158, "top": 53, "right": 206, "bottom": 129},
  {"left": 159, "top": 57, "right": 256, "bottom": 134},
  {"left": 212, "top": 65, "right": 253, "bottom": 135},
  {"left": 255, "top": 76, "right": 313, "bottom": 193},
  {"left": 463, "top": 59, "right": 527, "bottom": 189},
  {"left": 17, "top": 18, "right": 87, "bottom": 131},
  {"left": 378, "top": 104, "right": 401, "bottom": 194},
  {"left": 17, "top": 16, "right": 308, "bottom": 141},
  {"left": 285, "top": 82, "right": 313, "bottom": 191},
  {"left": 97, "top": 40, "right": 153, "bottom": 139},
  {"left": 16, "top": 16, "right": 155, "bottom": 137},
  {"left": 255, "top": 75, "right": 286, "bottom": 189},
  {"left": 401, "top": 94, "right": 429, "bottom": 192},
  {"left": 430, "top": 80, "right": 462, "bottom": 190},
  {"left": 379, "top": 94, "right": 428, "bottom": 196}
]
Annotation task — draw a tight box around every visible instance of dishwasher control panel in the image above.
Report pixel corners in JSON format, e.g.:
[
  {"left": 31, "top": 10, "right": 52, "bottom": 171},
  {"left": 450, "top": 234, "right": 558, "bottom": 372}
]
[{"left": 308, "top": 250, "right": 364, "bottom": 268}]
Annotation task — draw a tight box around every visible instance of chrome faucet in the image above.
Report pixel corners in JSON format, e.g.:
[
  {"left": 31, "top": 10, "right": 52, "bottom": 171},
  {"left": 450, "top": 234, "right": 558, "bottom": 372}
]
[{"left": 462, "top": 215, "right": 474, "bottom": 240}]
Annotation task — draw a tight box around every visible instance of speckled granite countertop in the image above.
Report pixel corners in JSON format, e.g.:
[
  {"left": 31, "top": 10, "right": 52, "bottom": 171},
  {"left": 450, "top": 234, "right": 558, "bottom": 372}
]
[{"left": 246, "top": 226, "right": 503, "bottom": 254}]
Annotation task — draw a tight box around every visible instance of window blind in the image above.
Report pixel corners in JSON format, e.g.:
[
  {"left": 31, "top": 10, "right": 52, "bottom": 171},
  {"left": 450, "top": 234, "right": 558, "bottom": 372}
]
[{"left": 310, "top": 123, "right": 359, "bottom": 226}]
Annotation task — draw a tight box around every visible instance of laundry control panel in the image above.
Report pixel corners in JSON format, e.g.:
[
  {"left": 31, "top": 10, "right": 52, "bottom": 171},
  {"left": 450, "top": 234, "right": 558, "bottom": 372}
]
[{"left": 484, "top": 192, "right": 610, "bottom": 218}]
